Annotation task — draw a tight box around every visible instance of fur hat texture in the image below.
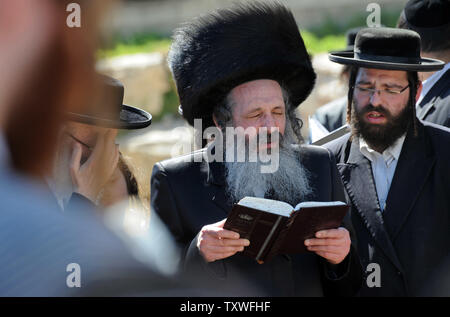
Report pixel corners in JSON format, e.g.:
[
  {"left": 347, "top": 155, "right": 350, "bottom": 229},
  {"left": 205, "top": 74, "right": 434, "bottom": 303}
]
[{"left": 168, "top": 1, "right": 316, "bottom": 127}]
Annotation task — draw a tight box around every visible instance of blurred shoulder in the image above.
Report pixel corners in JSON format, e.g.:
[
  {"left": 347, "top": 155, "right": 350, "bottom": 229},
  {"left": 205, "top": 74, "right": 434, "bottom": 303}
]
[{"left": 314, "top": 96, "right": 347, "bottom": 118}]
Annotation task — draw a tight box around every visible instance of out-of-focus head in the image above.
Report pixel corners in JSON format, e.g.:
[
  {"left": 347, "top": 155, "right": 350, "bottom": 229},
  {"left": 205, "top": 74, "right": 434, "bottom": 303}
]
[
  {"left": 0, "top": 0, "right": 109, "bottom": 178},
  {"left": 63, "top": 122, "right": 113, "bottom": 164},
  {"left": 397, "top": 0, "right": 450, "bottom": 54},
  {"left": 51, "top": 121, "right": 117, "bottom": 209}
]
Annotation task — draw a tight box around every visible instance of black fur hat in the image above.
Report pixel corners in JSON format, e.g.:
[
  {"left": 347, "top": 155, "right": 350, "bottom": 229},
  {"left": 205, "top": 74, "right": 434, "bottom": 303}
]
[{"left": 168, "top": 1, "right": 316, "bottom": 127}]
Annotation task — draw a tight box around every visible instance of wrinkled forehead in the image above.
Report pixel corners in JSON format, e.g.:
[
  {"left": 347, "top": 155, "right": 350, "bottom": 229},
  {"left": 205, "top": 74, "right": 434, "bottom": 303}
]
[
  {"left": 229, "top": 79, "right": 285, "bottom": 111},
  {"left": 356, "top": 68, "right": 409, "bottom": 85}
]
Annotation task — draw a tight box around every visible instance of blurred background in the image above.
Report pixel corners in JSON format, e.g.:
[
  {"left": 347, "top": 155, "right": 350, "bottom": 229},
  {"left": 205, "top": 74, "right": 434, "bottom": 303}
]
[{"left": 99, "top": 0, "right": 408, "bottom": 203}]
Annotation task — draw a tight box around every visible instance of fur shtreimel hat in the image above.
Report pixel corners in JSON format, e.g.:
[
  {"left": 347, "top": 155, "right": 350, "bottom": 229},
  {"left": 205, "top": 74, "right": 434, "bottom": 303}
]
[{"left": 168, "top": 1, "right": 316, "bottom": 127}]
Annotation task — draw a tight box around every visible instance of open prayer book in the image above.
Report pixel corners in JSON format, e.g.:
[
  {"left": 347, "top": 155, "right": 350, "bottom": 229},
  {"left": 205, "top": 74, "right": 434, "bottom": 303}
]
[{"left": 224, "top": 197, "right": 349, "bottom": 263}]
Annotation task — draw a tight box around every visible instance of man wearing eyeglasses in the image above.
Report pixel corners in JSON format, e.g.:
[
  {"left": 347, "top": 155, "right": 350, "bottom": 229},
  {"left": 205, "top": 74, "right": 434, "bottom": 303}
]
[{"left": 324, "top": 27, "right": 450, "bottom": 296}]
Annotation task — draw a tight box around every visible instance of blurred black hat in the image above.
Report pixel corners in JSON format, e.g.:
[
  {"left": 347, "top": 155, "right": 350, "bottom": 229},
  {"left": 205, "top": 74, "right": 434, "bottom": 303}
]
[
  {"left": 399, "top": 0, "right": 450, "bottom": 52},
  {"left": 67, "top": 75, "right": 152, "bottom": 129},
  {"left": 345, "top": 27, "right": 364, "bottom": 51}
]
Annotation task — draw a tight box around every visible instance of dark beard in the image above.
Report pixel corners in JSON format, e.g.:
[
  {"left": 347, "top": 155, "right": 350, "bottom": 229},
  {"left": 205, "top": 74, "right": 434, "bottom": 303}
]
[{"left": 351, "top": 101, "right": 412, "bottom": 151}]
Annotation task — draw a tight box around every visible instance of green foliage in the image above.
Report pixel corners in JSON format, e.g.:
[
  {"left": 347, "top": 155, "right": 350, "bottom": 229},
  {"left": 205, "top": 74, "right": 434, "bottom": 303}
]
[
  {"left": 302, "top": 9, "right": 401, "bottom": 54},
  {"left": 99, "top": 31, "right": 349, "bottom": 58},
  {"left": 97, "top": 8, "right": 401, "bottom": 58},
  {"left": 98, "top": 33, "right": 172, "bottom": 59},
  {"left": 301, "top": 30, "right": 346, "bottom": 55}
]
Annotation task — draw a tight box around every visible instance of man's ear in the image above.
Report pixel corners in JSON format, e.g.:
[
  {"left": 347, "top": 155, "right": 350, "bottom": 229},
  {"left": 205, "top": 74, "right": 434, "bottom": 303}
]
[{"left": 415, "top": 81, "right": 423, "bottom": 102}]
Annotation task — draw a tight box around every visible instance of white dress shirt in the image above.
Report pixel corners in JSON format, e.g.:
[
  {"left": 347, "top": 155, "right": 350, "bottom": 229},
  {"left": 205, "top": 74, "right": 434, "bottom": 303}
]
[
  {"left": 359, "top": 134, "right": 406, "bottom": 211},
  {"left": 417, "top": 62, "right": 450, "bottom": 105}
]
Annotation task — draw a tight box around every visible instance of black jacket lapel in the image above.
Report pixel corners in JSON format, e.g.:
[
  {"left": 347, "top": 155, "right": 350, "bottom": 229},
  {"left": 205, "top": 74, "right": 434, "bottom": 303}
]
[
  {"left": 338, "top": 139, "right": 404, "bottom": 272},
  {"left": 383, "top": 122, "right": 435, "bottom": 241}
]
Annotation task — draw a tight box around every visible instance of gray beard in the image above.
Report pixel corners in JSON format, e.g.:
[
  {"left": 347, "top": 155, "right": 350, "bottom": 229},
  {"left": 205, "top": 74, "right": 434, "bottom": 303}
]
[{"left": 224, "top": 135, "right": 312, "bottom": 206}]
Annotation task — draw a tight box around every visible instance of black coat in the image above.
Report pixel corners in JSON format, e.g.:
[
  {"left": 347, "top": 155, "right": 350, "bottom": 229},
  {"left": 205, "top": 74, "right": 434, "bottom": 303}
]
[
  {"left": 324, "top": 121, "right": 450, "bottom": 296},
  {"left": 417, "top": 68, "right": 450, "bottom": 128},
  {"left": 150, "top": 144, "right": 362, "bottom": 296}
]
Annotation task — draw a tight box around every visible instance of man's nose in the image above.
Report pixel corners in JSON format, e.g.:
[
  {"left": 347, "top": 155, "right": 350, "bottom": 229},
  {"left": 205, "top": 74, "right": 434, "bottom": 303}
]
[
  {"left": 370, "top": 90, "right": 383, "bottom": 107},
  {"left": 261, "top": 113, "right": 277, "bottom": 129}
]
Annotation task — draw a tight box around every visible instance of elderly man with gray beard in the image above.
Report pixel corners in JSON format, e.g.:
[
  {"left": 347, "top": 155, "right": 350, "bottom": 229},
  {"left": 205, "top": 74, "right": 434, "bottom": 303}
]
[{"left": 150, "top": 2, "right": 362, "bottom": 296}]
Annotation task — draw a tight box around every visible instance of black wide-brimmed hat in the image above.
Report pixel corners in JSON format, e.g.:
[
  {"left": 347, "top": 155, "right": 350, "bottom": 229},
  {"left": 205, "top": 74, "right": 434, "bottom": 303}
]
[
  {"left": 168, "top": 1, "right": 316, "bottom": 127},
  {"left": 66, "top": 75, "right": 152, "bottom": 129},
  {"left": 328, "top": 27, "right": 445, "bottom": 72},
  {"left": 399, "top": 0, "right": 450, "bottom": 52}
]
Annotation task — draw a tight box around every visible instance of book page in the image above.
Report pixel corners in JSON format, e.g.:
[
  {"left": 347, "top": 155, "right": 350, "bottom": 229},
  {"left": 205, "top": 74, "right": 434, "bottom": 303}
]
[
  {"left": 238, "top": 197, "right": 293, "bottom": 217},
  {"left": 294, "top": 201, "right": 346, "bottom": 211}
]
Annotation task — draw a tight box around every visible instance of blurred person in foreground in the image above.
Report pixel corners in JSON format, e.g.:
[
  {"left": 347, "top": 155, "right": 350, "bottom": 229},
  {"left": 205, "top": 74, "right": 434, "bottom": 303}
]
[
  {"left": 397, "top": 0, "right": 450, "bottom": 128},
  {"left": 0, "top": 0, "right": 204, "bottom": 296},
  {"left": 325, "top": 27, "right": 450, "bottom": 296},
  {"left": 151, "top": 1, "right": 362, "bottom": 296},
  {"left": 48, "top": 75, "right": 152, "bottom": 233}
]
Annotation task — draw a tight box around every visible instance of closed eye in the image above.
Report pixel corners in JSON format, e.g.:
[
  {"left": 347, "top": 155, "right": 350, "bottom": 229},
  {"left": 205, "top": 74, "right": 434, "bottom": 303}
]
[
  {"left": 247, "top": 113, "right": 261, "bottom": 119},
  {"left": 356, "top": 86, "right": 373, "bottom": 92}
]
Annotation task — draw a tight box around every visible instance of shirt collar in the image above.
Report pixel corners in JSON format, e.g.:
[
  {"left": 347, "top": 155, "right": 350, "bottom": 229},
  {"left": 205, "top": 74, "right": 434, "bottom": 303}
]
[{"left": 359, "top": 134, "right": 406, "bottom": 163}]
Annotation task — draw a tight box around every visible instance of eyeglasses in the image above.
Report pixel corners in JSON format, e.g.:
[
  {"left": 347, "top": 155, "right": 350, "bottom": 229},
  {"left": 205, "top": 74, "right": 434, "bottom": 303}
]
[{"left": 354, "top": 84, "right": 410, "bottom": 98}]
